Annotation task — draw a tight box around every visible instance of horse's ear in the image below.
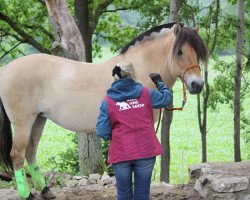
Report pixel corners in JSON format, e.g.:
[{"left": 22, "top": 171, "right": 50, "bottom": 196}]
[
  {"left": 174, "top": 24, "right": 182, "bottom": 36},
  {"left": 192, "top": 25, "right": 199, "bottom": 33}
]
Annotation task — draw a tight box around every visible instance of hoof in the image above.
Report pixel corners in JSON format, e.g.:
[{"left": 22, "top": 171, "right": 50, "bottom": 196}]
[{"left": 41, "top": 186, "right": 56, "bottom": 199}]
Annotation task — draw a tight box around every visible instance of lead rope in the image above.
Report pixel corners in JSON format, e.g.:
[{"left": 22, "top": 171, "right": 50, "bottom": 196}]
[
  {"left": 154, "top": 64, "right": 201, "bottom": 133},
  {"left": 155, "top": 79, "right": 187, "bottom": 133}
]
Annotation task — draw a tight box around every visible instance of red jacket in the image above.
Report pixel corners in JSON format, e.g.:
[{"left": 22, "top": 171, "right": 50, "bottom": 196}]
[{"left": 105, "top": 87, "right": 163, "bottom": 164}]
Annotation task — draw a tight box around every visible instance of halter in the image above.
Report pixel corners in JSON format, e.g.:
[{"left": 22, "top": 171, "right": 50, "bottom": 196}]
[{"left": 155, "top": 63, "right": 201, "bottom": 133}]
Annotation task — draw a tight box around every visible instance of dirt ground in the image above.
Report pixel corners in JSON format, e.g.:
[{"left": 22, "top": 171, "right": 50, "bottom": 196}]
[
  {"left": 0, "top": 184, "right": 201, "bottom": 200},
  {"left": 2, "top": 162, "right": 249, "bottom": 199}
]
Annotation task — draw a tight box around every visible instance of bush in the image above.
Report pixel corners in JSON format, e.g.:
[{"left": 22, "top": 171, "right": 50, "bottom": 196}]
[{"left": 48, "top": 134, "right": 79, "bottom": 174}]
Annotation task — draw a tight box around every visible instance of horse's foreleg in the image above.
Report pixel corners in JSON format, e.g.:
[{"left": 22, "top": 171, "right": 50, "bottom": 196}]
[
  {"left": 26, "top": 116, "right": 55, "bottom": 199},
  {"left": 11, "top": 122, "right": 34, "bottom": 199}
]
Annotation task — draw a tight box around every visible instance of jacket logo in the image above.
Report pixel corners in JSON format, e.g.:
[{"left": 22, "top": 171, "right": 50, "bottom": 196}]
[
  {"left": 116, "top": 102, "right": 131, "bottom": 111},
  {"left": 116, "top": 99, "right": 145, "bottom": 111}
]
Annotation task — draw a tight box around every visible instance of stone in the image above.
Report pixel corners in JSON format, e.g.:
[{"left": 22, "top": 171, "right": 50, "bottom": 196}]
[
  {"left": 61, "top": 173, "right": 72, "bottom": 180},
  {"left": 47, "top": 173, "right": 58, "bottom": 187},
  {"left": 72, "top": 176, "right": 83, "bottom": 180},
  {"left": 236, "top": 192, "right": 250, "bottom": 200},
  {"left": 89, "top": 173, "right": 101, "bottom": 183},
  {"left": 151, "top": 182, "right": 162, "bottom": 188},
  {"left": 188, "top": 164, "right": 203, "bottom": 181},
  {"left": 211, "top": 193, "right": 236, "bottom": 200},
  {"left": 101, "top": 172, "right": 114, "bottom": 186},
  {"left": 85, "top": 184, "right": 102, "bottom": 191},
  {"left": 211, "top": 177, "right": 249, "bottom": 193},
  {"left": 78, "top": 178, "right": 89, "bottom": 187},
  {"left": 243, "top": 194, "right": 250, "bottom": 200},
  {"left": 101, "top": 172, "right": 110, "bottom": 180},
  {"left": 64, "top": 179, "right": 78, "bottom": 188},
  {"left": 194, "top": 179, "right": 211, "bottom": 197},
  {"left": 102, "top": 178, "right": 113, "bottom": 186},
  {"left": 161, "top": 181, "right": 173, "bottom": 188}
]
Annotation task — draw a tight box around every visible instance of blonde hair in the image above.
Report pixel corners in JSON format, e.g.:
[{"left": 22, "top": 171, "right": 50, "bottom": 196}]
[{"left": 114, "top": 61, "right": 136, "bottom": 81}]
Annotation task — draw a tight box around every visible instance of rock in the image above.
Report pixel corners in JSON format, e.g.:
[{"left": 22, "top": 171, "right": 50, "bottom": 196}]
[
  {"left": 101, "top": 172, "right": 114, "bottom": 186},
  {"left": 161, "top": 181, "right": 173, "bottom": 188},
  {"left": 243, "top": 194, "right": 250, "bottom": 200},
  {"left": 61, "top": 173, "right": 72, "bottom": 180},
  {"left": 64, "top": 179, "right": 78, "bottom": 188},
  {"left": 235, "top": 192, "right": 250, "bottom": 200},
  {"left": 188, "top": 164, "right": 203, "bottom": 184},
  {"left": 72, "top": 176, "right": 83, "bottom": 180},
  {"left": 210, "top": 193, "right": 237, "bottom": 200},
  {"left": 101, "top": 172, "right": 110, "bottom": 180},
  {"left": 211, "top": 177, "right": 249, "bottom": 193},
  {"left": 78, "top": 178, "right": 89, "bottom": 187},
  {"left": 151, "top": 182, "right": 173, "bottom": 189},
  {"left": 85, "top": 184, "right": 102, "bottom": 191},
  {"left": 47, "top": 173, "right": 58, "bottom": 187},
  {"left": 151, "top": 182, "right": 162, "bottom": 188},
  {"left": 89, "top": 173, "right": 101, "bottom": 184},
  {"left": 194, "top": 179, "right": 211, "bottom": 197}
]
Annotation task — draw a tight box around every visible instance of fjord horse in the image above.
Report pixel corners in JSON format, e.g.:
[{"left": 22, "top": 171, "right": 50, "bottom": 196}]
[{"left": 0, "top": 23, "right": 208, "bottom": 199}]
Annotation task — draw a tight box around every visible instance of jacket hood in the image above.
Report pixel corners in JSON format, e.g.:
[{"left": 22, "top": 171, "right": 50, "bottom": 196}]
[{"left": 107, "top": 78, "right": 143, "bottom": 102}]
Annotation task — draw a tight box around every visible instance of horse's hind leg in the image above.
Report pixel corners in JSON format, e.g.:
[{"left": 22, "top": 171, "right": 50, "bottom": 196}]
[
  {"left": 11, "top": 116, "right": 36, "bottom": 199},
  {"left": 25, "top": 116, "right": 55, "bottom": 199},
  {"left": 26, "top": 116, "right": 46, "bottom": 190}
]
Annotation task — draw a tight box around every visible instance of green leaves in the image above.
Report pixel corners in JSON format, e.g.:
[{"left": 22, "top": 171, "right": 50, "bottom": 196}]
[{"left": 0, "top": 0, "right": 51, "bottom": 64}]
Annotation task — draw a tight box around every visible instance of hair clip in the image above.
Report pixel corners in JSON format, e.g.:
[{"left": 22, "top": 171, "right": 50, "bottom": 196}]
[{"left": 112, "top": 66, "right": 122, "bottom": 79}]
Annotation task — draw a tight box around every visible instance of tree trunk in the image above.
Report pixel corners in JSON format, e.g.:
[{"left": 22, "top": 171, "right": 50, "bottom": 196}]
[
  {"left": 234, "top": 0, "right": 244, "bottom": 162},
  {"left": 160, "top": 105, "right": 173, "bottom": 183},
  {"left": 45, "top": 0, "right": 85, "bottom": 61},
  {"left": 78, "top": 133, "right": 105, "bottom": 175},
  {"left": 160, "top": 0, "right": 179, "bottom": 183},
  {"left": 197, "top": 63, "right": 209, "bottom": 163},
  {"left": 45, "top": 0, "right": 105, "bottom": 175},
  {"left": 74, "top": 0, "right": 93, "bottom": 62},
  {"left": 169, "top": 0, "right": 179, "bottom": 22},
  {"left": 201, "top": 129, "right": 207, "bottom": 162},
  {"left": 197, "top": 0, "right": 219, "bottom": 163}
]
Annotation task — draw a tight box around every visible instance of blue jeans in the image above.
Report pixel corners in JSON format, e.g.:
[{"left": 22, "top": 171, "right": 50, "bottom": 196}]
[{"left": 112, "top": 157, "right": 156, "bottom": 200}]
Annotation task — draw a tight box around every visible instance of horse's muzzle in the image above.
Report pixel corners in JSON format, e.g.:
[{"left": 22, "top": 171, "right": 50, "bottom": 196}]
[{"left": 189, "top": 81, "right": 204, "bottom": 94}]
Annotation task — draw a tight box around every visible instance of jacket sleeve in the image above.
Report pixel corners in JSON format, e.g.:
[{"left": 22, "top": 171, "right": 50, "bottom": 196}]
[
  {"left": 149, "top": 81, "right": 173, "bottom": 109},
  {"left": 96, "top": 99, "right": 111, "bottom": 141}
]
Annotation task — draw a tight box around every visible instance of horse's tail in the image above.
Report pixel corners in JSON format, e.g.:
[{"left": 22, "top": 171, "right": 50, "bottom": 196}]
[{"left": 0, "top": 98, "right": 13, "bottom": 172}]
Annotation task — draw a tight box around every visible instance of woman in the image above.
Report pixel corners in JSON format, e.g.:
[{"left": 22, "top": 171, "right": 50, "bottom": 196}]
[{"left": 96, "top": 61, "right": 173, "bottom": 200}]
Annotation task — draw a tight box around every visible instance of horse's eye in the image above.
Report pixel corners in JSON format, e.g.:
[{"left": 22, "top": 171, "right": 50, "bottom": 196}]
[{"left": 177, "top": 49, "right": 183, "bottom": 56}]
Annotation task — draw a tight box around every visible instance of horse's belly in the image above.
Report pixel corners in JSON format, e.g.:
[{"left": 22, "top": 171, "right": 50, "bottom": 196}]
[{"left": 43, "top": 94, "right": 103, "bottom": 133}]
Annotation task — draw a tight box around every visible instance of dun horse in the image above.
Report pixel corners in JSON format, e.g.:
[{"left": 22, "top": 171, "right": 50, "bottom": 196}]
[{"left": 0, "top": 23, "right": 208, "bottom": 199}]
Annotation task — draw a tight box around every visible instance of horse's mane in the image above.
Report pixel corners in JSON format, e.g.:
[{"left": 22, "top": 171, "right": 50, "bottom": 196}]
[
  {"left": 120, "top": 22, "right": 208, "bottom": 64},
  {"left": 120, "top": 22, "right": 177, "bottom": 54}
]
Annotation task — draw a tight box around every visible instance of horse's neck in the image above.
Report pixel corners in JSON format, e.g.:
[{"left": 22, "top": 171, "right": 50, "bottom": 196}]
[
  {"left": 127, "top": 37, "right": 175, "bottom": 89},
  {"left": 98, "top": 33, "right": 177, "bottom": 89}
]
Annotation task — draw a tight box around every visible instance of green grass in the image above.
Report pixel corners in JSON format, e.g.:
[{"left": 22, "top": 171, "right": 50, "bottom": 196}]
[
  {"left": 153, "top": 80, "right": 249, "bottom": 184},
  {"left": 35, "top": 47, "right": 249, "bottom": 184}
]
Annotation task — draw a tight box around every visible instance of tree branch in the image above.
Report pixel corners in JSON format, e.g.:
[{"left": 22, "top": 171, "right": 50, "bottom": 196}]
[
  {"left": 101, "top": 7, "right": 137, "bottom": 14},
  {"left": 0, "top": 41, "right": 23, "bottom": 60},
  {"left": 210, "top": 0, "right": 220, "bottom": 56},
  {"left": 0, "top": 12, "right": 51, "bottom": 53},
  {"left": 0, "top": 28, "right": 23, "bottom": 42},
  {"left": 95, "top": 32, "right": 113, "bottom": 40},
  {"left": 91, "top": 0, "right": 114, "bottom": 32},
  {"left": 24, "top": 25, "right": 54, "bottom": 40}
]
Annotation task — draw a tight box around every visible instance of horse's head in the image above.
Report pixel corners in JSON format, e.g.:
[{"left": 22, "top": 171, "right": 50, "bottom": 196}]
[{"left": 169, "top": 24, "right": 208, "bottom": 94}]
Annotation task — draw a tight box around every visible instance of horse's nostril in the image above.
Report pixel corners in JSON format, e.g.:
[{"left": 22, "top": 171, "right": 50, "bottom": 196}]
[{"left": 191, "top": 81, "right": 203, "bottom": 93}]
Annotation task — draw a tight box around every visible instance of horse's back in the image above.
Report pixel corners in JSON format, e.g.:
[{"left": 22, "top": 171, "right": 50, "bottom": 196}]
[{"left": 0, "top": 53, "right": 112, "bottom": 132}]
